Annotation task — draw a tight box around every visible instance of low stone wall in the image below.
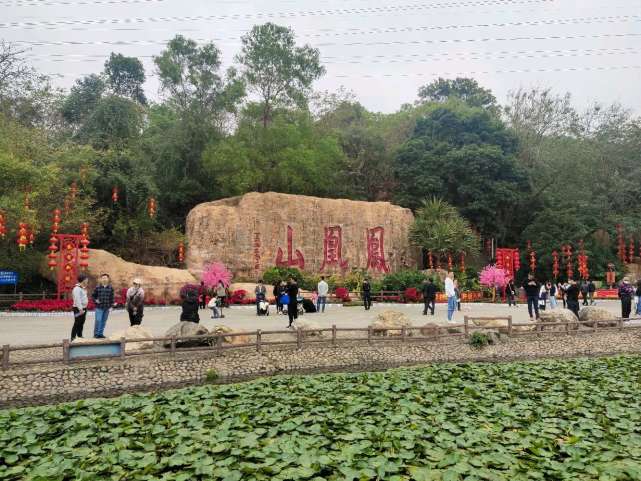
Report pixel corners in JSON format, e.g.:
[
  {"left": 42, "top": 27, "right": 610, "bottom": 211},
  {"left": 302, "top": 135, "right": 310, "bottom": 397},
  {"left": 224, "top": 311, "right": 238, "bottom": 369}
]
[{"left": 2, "top": 330, "right": 641, "bottom": 408}]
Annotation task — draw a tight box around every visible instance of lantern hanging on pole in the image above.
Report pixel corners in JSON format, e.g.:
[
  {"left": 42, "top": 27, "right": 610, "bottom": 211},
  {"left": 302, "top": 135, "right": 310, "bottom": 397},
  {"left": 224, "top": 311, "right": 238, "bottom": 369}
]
[
  {"left": 112, "top": 186, "right": 119, "bottom": 204},
  {"left": 48, "top": 234, "right": 58, "bottom": 270},
  {"left": 70, "top": 181, "right": 78, "bottom": 201},
  {"left": 459, "top": 252, "right": 465, "bottom": 273},
  {"left": 79, "top": 224, "right": 90, "bottom": 270},
  {"left": 447, "top": 253, "right": 453, "bottom": 271},
  {"left": 28, "top": 225, "right": 34, "bottom": 247},
  {"left": 427, "top": 250, "right": 434, "bottom": 270},
  {"left": 0, "top": 211, "right": 6, "bottom": 239},
  {"left": 629, "top": 237, "right": 635, "bottom": 264},
  {"left": 529, "top": 250, "right": 536, "bottom": 272},
  {"left": 147, "top": 197, "right": 157, "bottom": 218},
  {"left": 552, "top": 250, "right": 559, "bottom": 278},
  {"left": 177, "top": 241, "right": 185, "bottom": 263},
  {"left": 51, "top": 209, "right": 61, "bottom": 234},
  {"left": 17, "top": 223, "right": 28, "bottom": 251},
  {"left": 24, "top": 193, "right": 30, "bottom": 210}
]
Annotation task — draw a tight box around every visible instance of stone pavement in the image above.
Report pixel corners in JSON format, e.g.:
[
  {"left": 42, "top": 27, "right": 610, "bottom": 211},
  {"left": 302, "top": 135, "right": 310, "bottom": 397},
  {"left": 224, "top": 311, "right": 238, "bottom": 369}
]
[{"left": 0, "top": 300, "right": 632, "bottom": 346}]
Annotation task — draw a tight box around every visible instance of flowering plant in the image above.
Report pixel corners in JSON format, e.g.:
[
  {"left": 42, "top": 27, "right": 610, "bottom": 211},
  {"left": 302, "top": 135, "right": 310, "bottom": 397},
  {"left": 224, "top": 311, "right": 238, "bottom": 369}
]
[{"left": 201, "top": 262, "right": 232, "bottom": 289}]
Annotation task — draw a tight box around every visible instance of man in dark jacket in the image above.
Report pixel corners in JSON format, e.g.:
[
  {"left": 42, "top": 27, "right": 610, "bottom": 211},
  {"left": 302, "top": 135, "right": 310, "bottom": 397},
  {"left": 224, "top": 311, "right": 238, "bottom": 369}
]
[
  {"left": 362, "top": 279, "right": 372, "bottom": 311},
  {"left": 180, "top": 287, "right": 200, "bottom": 323},
  {"left": 523, "top": 274, "right": 540, "bottom": 321},
  {"left": 587, "top": 279, "right": 596, "bottom": 305},
  {"left": 580, "top": 280, "right": 590, "bottom": 306},
  {"left": 618, "top": 277, "right": 635, "bottom": 319},
  {"left": 505, "top": 279, "right": 517, "bottom": 307},
  {"left": 565, "top": 279, "right": 580, "bottom": 318},
  {"left": 92, "top": 273, "right": 114, "bottom": 339},
  {"left": 286, "top": 278, "right": 299, "bottom": 327},
  {"left": 422, "top": 278, "right": 437, "bottom": 315}
]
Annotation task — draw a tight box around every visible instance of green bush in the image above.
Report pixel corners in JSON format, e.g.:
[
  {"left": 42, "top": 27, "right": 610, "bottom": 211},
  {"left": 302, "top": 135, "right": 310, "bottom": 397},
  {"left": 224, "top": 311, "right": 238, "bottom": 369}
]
[
  {"left": 469, "top": 331, "right": 493, "bottom": 349},
  {"left": 381, "top": 270, "right": 427, "bottom": 291},
  {"left": 261, "top": 267, "right": 304, "bottom": 286},
  {"left": 205, "top": 369, "right": 218, "bottom": 383}
]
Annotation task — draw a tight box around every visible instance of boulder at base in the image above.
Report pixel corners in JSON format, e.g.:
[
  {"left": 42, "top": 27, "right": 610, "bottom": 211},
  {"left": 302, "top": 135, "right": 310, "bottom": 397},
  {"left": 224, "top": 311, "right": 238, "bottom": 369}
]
[
  {"left": 539, "top": 309, "right": 579, "bottom": 331},
  {"left": 371, "top": 310, "right": 412, "bottom": 336},
  {"left": 163, "top": 321, "right": 211, "bottom": 347},
  {"left": 42, "top": 249, "right": 197, "bottom": 302},
  {"left": 110, "top": 325, "right": 154, "bottom": 351},
  {"left": 578, "top": 306, "right": 618, "bottom": 327},
  {"left": 210, "top": 325, "right": 251, "bottom": 345},
  {"left": 291, "top": 319, "right": 324, "bottom": 337}
]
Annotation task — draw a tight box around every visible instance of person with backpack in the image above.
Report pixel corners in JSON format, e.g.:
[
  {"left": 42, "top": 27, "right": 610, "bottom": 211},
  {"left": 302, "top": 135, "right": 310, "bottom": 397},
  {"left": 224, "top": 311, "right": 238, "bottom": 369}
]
[{"left": 286, "top": 277, "right": 299, "bottom": 328}]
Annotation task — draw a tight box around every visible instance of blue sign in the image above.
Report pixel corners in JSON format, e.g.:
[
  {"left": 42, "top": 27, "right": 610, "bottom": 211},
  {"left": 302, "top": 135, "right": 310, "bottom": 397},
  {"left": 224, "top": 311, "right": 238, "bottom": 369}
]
[{"left": 0, "top": 271, "right": 18, "bottom": 285}]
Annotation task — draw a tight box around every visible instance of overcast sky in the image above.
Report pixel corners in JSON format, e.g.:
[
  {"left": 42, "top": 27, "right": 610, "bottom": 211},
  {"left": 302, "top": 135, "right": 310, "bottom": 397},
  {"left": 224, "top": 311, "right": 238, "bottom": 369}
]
[{"left": 3, "top": 0, "right": 641, "bottom": 113}]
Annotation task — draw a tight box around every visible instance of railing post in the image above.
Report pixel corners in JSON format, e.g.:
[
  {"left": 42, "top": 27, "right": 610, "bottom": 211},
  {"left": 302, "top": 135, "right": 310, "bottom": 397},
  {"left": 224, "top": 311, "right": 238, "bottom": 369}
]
[
  {"left": 216, "top": 334, "right": 223, "bottom": 356},
  {"left": 19, "top": 292, "right": 23, "bottom": 301},
  {"left": 464, "top": 316, "right": 469, "bottom": 338},
  {"left": 42, "top": 290, "right": 46, "bottom": 300},
  {"left": 120, "top": 337, "right": 126, "bottom": 359},
  {"left": 170, "top": 336, "right": 176, "bottom": 357},
  {"left": 619, "top": 317, "right": 624, "bottom": 331},
  {"left": 368, "top": 325, "right": 372, "bottom": 344},
  {"left": 507, "top": 316, "right": 513, "bottom": 337},
  {"left": 401, "top": 326, "right": 407, "bottom": 342},
  {"left": 2, "top": 344, "right": 9, "bottom": 370},
  {"left": 63, "top": 339, "right": 70, "bottom": 363},
  {"left": 297, "top": 328, "right": 302, "bottom": 350},
  {"left": 332, "top": 325, "right": 337, "bottom": 346},
  {"left": 256, "top": 329, "right": 262, "bottom": 352}
]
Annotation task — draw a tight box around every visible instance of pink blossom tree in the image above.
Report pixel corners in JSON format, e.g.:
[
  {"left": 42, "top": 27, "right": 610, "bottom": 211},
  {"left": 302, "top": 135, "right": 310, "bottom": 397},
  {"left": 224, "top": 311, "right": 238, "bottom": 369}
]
[
  {"left": 201, "top": 262, "right": 233, "bottom": 289},
  {"left": 479, "top": 264, "right": 508, "bottom": 301}
]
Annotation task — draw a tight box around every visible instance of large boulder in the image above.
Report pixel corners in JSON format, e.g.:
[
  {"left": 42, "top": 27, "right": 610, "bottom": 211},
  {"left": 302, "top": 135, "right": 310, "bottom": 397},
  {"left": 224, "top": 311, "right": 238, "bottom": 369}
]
[
  {"left": 42, "top": 249, "right": 197, "bottom": 302},
  {"left": 163, "top": 321, "right": 211, "bottom": 347},
  {"left": 371, "top": 310, "right": 412, "bottom": 336},
  {"left": 539, "top": 309, "right": 579, "bottom": 331},
  {"left": 210, "top": 325, "right": 252, "bottom": 345},
  {"left": 291, "top": 319, "right": 324, "bottom": 337},
  {"left": 185, "top": 192, "right": 420, "bottom": 280},
  {"left": 109, "top": 325, "right": 154, "bottom": 351},
  {"left": 578, "top": 306, "right": 618, "bottom": 327}
]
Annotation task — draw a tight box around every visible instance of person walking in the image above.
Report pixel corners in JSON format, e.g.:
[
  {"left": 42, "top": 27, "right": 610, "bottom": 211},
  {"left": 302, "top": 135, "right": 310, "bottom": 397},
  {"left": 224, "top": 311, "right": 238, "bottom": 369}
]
[
  {"left": 198, "top": 281, "right": 207, "bottom": 310},
  {"left": 92, "top": 273, "right": 114, "bottom": 339},
  {"left": 505, "top": 278, "right": 517, "bottom": 307},
  {"left": 70, "top": 275, "right": 89, "bottom": 341},
  {"left": 286, "top": 277, "right": 299, "bottom": 328},
  {"left": 317, "top": 276, "right": 329, "bottom": 313},
  {"left": 523, "top": 274, "right": 540, "bottom": 321},
  {"left": 565, "top": 279, "right": 580, "bottom": 319},
  {"left": 580, "top": 280, "right": 589, "bottom": 306},
  {"left": 216, "top": 281, "right": 227, "bottom": 314},
  {"left": 588, "top": 279, "right": 596, "bottom": 305},
  {"left": 125, "top": 278, "right": 145, "bottom": 326},
  {"left": 548, "top": 281, "right": 558, "bottom": 310},
  {"left": 618, "top": 277, "right": 635, "bottom": 319},
  {"left": 538, "top": 283, "right": 548, "bottom": 311},
  {"left": 445, "top": 272, "right": 456, "bottom": 321},
  {"left": 422, "top": 278, "right": 437, "bottom": 315},
  {"left": 362, "top": 278, "right": 372, "bottom": 311},
  {"left": 254, "top": 279, "right": 267, "bottom": 316}
]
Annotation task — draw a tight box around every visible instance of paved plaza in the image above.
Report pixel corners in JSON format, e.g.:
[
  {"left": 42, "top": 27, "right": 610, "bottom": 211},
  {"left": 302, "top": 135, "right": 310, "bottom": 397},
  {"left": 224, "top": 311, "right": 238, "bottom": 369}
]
[{"left": 0, "top": 300, "right": 631, "bottom": 346}]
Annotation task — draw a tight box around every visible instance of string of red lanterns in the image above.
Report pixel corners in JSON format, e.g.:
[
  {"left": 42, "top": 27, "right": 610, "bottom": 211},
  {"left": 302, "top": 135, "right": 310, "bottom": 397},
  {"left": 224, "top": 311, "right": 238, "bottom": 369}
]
[
  {"left": 177, "top": 241, "right": 185, "bottom": 263},
  {"left": 148, "top": 197, "right": 157, "bottom": 218},
  {"left": 0, "top": 211, "right": 6, "bottom": 239},
  {"left": 447, "top": 253, "right": 453, "bottom": 271},
  {"left": 17, "top": 223, "right": 28, "bottom": 251},
  {"left": 459, "top": 252, "right": 465, "bottom": 272},
  {"left": 552, "top": 250, "right": 559, "bottom": 278},
  {"left": 629, "top": 237, "right": 635, "bottom": 264},
  {"left": 79, "top": 222, "right": 90, "bottom": 270},
  {"left": 112, "top": 186, "right": 119, "bottom": 203},
  {"left": 427, "top": 250, "right": 434, "bottom": 269}
]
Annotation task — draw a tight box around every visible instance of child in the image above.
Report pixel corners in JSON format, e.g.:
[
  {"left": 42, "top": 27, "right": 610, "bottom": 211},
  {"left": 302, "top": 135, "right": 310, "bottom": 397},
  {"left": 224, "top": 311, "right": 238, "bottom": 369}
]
[{"left": 208, "top": 295, "right": 221, "bottom": 319}]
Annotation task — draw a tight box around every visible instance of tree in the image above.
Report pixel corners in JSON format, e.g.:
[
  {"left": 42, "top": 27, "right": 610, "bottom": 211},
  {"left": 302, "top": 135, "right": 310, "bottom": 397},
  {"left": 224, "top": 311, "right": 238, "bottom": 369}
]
[
  {"left": 417, "top": 77, "right": 497, "bottom": 110},
  {"left": 79, "top": 95, "right": 143, "bottom": 149},
  {"left": 61, "top": 74, "right": 106, "bottom": 127},
  {"left": 395, "top": 100, "right": 530, "bottom": 243},
  {"left": 104, "top": 53, "right": 147, "bottom": 105},
  {"left": 479, "top": 265, "right": 508, "bottom": 301},
  {"left": 237, "top": 23, "right": 325, "bottom": 127},
  {"left": 409, "top": 198, "right": 479, "bottom": 266}
]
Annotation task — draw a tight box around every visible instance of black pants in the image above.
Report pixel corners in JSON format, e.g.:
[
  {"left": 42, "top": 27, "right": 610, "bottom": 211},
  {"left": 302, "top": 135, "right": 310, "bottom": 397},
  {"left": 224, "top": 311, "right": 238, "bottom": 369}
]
[
  {"left": 363, "top": 294, "right": 372, "bottom": 310},
  {"left": 507, "top": 293, "right": 515, "bottom": 306},
  {"left": 423, "top": 298, "right": 435, "bottom": 315},
  {"left": 567, "top": 300, "right": 580, "bottom": 319},
  {"left": 128, "top": 308, "right": 143, "bottom": 326},
  {"left": 527, "top": 296, "right": 540, "bottom": 319},
  {"left": 71, "top": 308, "right": 86, "bottom": 340},
  {"left": 582, "top": 292, "right": 589, "bottom": 306},
  {"left": 621, "top": 297, "right": 632, "bottom": 319},
  {"left": 199, "top": 298, "right": 206, "bottom": 309},
  {"left": 287, "top": 302, "right": 298, "bottom": 325}
]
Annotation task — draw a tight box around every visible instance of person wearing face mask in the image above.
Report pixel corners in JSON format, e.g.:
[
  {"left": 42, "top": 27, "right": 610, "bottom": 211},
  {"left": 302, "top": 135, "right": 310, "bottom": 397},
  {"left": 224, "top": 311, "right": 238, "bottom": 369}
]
[
  {"left": 92, "top": 273, "right": 114, "bottom": 339},
  {"left": 71, "top": 275, "right": 89, "bottom": 341}
]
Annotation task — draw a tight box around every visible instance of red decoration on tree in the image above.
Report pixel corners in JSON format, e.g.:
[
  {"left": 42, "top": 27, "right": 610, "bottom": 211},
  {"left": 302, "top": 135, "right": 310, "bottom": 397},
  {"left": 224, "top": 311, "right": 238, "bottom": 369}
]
[
  {"left": 147, "top": 197, "right": 157, "bottom": 218},
  {"left": 629, "top": 237, "right": 635, "bottom": 264},
  {"left": 24, "top": 193, "right": 30, "bottom": 210},
  {"left": 70, "top": 181, "right": 78, "bottom": 201},
  {"left": 617, "top": 225, "right": 626, "bottom": 263},
  {"left": 47, "top": 234, "right": 58, "bottom": 270},
  {"left": 112, "top": 186, "right": 119, "bottom": 203},
  {"left": 0, "top": 211, "right": 6, "bottom": 239},
  {"left": 495, "top": 248, "right": 520, "bottom": 279},
  {"left": 447, "top": 253, "right": 453, "bottom": 271},
  {"left": 526, "top": 240, "right": 532, "bottom": 252},
  {"left": 28, "top": 225, "right": 35, "bottom": 247},
  {"left": 17, "top": 223, "right": 28, "bottom": 251},
  {"left": 552, "top": 250, "right": 559, "bottom": 278},
  {"left": 529, "top": 250, "right": 536, "bottom": 272},
  {"left": 577, "top": 241, "right": 589, "bottom": 279},
  {"left": 79, "top": 222, "right": 90, "bottom": 270},
  {"left": 459, "top": 252, "right": 465, "bottom": 272},
  {"left": 51, "top": 209, "right": 62, "bottom": 234},
  {"left": 427, "top": 250, "right": 434, "bottom": 269},
  {"left": 177, "top": 241, "right": 185, "bottom": 263}
]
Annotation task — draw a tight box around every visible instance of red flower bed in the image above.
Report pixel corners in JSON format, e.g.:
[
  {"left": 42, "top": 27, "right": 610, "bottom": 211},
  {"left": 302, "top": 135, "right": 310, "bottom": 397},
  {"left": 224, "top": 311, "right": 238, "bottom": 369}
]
[
  {"left": 404, "top": 287, "right": 420, "bottom": 302},
  {"left": 10, "top": 299, "right": 96, "bottom": 312},
  {"left": 335, "top": 287, "right": 350, "bottom": 302}
]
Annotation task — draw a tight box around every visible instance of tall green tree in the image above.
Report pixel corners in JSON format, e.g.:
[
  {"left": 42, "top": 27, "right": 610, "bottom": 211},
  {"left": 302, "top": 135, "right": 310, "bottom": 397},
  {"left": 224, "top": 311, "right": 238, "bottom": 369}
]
[
  {"left": 236, "top": 23, "right": 325, "bottom": 127},
  {"left": 104, "top": 53, "right": 147, "bottom": 105},
  {"left": 417, "top": 77, "right": 497, "bottom": 110}
]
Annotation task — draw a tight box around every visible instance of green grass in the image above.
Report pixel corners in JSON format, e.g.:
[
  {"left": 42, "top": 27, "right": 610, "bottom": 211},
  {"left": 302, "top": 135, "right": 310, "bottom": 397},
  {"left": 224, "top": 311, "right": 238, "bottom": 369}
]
[{"left": 2, "top": 356, "right": 641, "bottom": 480}]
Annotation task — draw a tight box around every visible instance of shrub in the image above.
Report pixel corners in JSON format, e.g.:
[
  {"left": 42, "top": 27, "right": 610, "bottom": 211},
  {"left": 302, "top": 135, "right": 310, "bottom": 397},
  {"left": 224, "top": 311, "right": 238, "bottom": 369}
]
[
  {"left": 469, "top": 332, "right": 493, "bottom": 349},
  {"left": 381, "top": 270, "right": 427, "bottom": 291},
  {"left": 335, "top": 287, "right": 350, "bottom": 302},
  {"left": 262, "top": 267, "right": 304, "bottom": 286},
  {"left": 205, "top": 369, "right": 218, "bottom": 383}
]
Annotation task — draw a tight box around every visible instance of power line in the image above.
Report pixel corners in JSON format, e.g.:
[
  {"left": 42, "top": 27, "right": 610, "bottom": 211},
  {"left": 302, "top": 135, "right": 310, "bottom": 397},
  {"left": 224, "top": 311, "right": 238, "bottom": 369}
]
[
  {"left": 0, "top": 0, "right": 554, "bottom": 29},
  {"left": 1, "top": 0, "right": 165, "bottom": 6}
]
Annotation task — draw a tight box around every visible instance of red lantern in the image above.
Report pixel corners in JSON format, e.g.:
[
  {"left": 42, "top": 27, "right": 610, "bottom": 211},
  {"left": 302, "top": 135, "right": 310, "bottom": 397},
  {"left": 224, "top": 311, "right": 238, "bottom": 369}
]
[
  {"left": 552, "top": 250, "right": 559, "bottom": 278},
  {"left": 529, "top": 251, "right": 536, "bottom": 272},
  {"left": 28, "top": 226, "right": 34, "bottom": 247},
  {"left": 51, "top": 209, "right": 62, "bottom": 234},
  {"left": 177, "top": 241, "right": 185, "bottom": 263},
  {"left": 112, "top": 186, "right": 119, "bottom": 203},
  {"left": 629, "top": 238, "right": 635, "bottom": 264},
  {"left": 447, "top": 253, "right": 453, "bottom": 271},
  {"left": 459, "top": 252, "right": 465, "bottom": 272},
  {"left": 70, "top": 181, "right": 78, "bottom": 201},
  {"left": 427, "top": 250, "right": 434, "bottom": 269},
  {"left": 147, "top": 197, "right": 157, "bottom": 218},
  {"left": 48, "top": 235, "right": 58, "bottom": 270},
  {"left": 17, "top": 222, "right": 28, "bottom": 251},
  {"left": 0, "top": 211, "right": 6, "bottom": 239},
  {"left": 24, "top": 193, "right": 30, "bottom": 210},
  {"left": 79, "top": 223, "right": 90, "bottom": 270}
]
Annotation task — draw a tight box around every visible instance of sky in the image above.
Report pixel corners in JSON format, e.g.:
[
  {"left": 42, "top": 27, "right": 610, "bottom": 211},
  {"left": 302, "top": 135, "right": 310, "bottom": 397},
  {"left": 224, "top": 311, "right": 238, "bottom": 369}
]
[{"left": 2, "top": 0, "right": 641, "bottom": 113}]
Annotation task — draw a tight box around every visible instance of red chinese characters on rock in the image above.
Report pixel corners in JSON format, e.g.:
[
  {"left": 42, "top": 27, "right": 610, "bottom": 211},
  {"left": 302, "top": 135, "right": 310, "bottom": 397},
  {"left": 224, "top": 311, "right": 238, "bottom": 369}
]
[
  {"left": 320, "top": 226, "right": 348, "bottom": 271},
  {"left": 366, "top": 227, "right": 390, "bottom": 273},
  {"left": 253, "top": 233, "right": 261, "bottom": 273},
  {"left": 276, "top": 225, "right": 305, "bottom": 270}
]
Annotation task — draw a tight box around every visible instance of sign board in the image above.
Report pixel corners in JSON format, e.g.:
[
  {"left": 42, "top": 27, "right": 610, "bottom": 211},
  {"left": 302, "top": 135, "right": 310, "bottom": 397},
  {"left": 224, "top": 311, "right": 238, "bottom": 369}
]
[
  {"left": 0, "top": 271, "right": 18, "bottom": 286},
  {"left": 69, "top": 342, "right": 122, "bottom": 360}
]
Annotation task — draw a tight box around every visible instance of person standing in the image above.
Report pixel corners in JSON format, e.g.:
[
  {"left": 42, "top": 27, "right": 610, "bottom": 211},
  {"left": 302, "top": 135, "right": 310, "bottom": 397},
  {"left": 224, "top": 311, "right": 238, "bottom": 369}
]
[
  {"left": 180, "top": 287, "right": 200, "bottom": 323},
  {"left": 70, "top": 275, "right": 89, "bottom": 341},
  {"left": 588, "top": 279, "right": 596, "bottom": 305},
  {"left": 92, "top": 273, "right": 114, "bottom": 339},
  {"left": 362, "top": 278, "right": 372, "bottom": 311},
  {"left": 286, "top": 277, "right": 299, "bottom": 328},
  {"left": 565, "top": 279, "right": 580, "bottom": 319},
  {"left": 445, "top": 272, "right": 456, "bottom": 321},
  {"left": 538, "top": 283, "right": 548, "bottom": 311},
  {"left": 198, "top": 281, "right": 207, "bottom": 310},
  {"left": 454, "top": 280, "right": 461, "bottom": 311},
  {"left": 548, "top": 281, "right": 558, "bottom": 310},
  {"left": 317, "top": 276, "right": 329, "bottom": 313},
  {"left": 216, "top": 281, "right": 227, "bottom": 315},
  {"left": 580, "top": 280, "right": 589, "bottom": 306},
  {"left": 126, "top": 278, "right": 145, "bottom": 326},
  {"left": 618, "top": 277, "right": 635, "bottom": 319},
  {"left": 254, "top": 279, "right": 267, "bottom": 315},
  {"left": 635, "top": 280, "right": 641, "bottom": 316},
  {"left": 422, "top": 278, "right": 437, "bottom": 315},
  {"left": 523, "top": 274, "right": 540, "bottom": 321},
  {"left": 505, "top": 279, "right": 517, "bottom": 307},
  {"left": 273, "top": 281, "right": 282, "bottom": 313}
]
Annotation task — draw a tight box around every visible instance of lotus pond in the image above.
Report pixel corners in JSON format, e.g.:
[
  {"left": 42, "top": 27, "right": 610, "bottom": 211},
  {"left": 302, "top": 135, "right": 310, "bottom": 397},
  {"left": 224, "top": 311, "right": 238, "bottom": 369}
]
[{"left": 2, "top": 356, "right": 641, "bottom": 481}]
